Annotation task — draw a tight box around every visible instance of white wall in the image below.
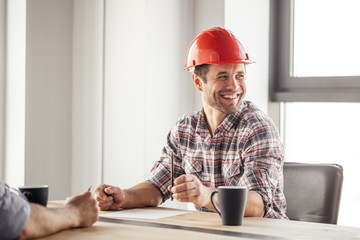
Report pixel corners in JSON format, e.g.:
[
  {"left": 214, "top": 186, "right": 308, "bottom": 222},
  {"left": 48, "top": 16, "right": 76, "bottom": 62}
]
[
  {"left": 225, "top": 0, "right": 270, "bottom": 114},
  {"left": 143, "top": 0, "right": 196, "bottom": 181},
  {"left": 25, "top": 0, "right": 73, "bottom": 199},
  {"left": 0, "top": 0, "right": 5, "bottom": 180},
  {"left": 4, "top": 0, "right": 26, "bottom": 187},
  {"left": 103, "top": 0, "right": 147, "bottom": 189},
  {"left": 71, "top": 0, "right": 103, "bottom": 195},
  {"left": 102, "top": 0, "right": 199, "bottom": 200}
]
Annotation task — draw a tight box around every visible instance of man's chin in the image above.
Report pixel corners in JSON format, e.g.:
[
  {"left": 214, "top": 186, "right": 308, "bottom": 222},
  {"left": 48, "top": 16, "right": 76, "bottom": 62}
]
[{"left": 218, "top": 105, "right": 239, "bottom": 114}]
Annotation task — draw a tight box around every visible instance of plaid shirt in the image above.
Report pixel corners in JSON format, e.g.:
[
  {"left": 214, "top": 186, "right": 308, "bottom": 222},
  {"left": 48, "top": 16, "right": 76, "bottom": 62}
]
[{"left": 147, "top": 100, "right": 287, "bottom": 219}]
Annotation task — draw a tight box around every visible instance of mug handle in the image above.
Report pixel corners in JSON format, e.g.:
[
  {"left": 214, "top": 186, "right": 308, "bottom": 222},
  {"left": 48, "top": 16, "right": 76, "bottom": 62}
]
[
  {"left": 22, "top": 191, "right": 33, "bottom": 200},
  {"left": 210, "top": 191, "right": 221, "bottom": 216}
]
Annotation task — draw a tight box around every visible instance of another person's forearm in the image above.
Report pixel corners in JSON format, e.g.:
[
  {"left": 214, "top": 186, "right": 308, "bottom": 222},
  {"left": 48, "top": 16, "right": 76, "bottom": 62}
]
[
  {"left": 120, "top": 182, "right": 163, "bottom": 208},
  {"left": 17, "top": 204, "right": 78, "bottom": 240}
]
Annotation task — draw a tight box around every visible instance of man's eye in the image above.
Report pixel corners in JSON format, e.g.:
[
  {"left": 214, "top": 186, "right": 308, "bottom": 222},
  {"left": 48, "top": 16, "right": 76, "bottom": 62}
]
[
  {"left": 218, "top": 75, "right": 227, "bottom": 80},
  {"left": 236, "top": 74, "right": 245, "bottom": 79}
]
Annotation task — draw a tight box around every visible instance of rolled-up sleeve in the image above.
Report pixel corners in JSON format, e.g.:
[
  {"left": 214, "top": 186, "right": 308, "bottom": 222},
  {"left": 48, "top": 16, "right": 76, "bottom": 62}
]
[
  {"left": 241, "top": 122, "right": 288, "bottom": 219},
  {"left": 0, "top": 181, "right": 31, "bottom": 240}
]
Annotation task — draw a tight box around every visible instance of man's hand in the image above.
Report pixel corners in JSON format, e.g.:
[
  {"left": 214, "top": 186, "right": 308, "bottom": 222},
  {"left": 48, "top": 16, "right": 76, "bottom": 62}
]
[
  {"left": 168, "top": 174, "right": 215, "bottom": 209},
  {"left": 95, "top": 184, "right": 124, "bottom": 210}
]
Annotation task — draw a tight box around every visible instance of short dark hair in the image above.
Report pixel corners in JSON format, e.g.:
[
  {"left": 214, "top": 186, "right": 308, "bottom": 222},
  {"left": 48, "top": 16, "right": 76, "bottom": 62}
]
[{"left": 194, "top": 64, "right": 210, "bottom": 83}]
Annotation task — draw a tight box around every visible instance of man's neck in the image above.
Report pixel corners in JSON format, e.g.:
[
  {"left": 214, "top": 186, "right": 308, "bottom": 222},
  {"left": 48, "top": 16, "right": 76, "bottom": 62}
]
[{"left": 202, "top": 106, "right": 227, "bottom": 137}]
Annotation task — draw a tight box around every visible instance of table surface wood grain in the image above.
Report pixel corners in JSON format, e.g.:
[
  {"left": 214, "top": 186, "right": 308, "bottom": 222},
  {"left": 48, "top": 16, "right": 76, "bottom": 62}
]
[{"left": 40, "top": 201, "right": 360, "bottom": 240}]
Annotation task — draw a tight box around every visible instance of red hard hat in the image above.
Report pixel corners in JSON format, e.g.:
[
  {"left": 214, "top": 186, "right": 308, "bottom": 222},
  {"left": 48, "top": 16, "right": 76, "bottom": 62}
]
[{"left": 184, "top": 27, "right": 254, "bottom": 71}]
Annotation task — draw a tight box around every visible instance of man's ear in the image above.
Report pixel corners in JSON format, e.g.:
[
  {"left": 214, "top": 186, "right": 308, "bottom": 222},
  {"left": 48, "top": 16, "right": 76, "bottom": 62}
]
[{"left": 192, "top": 74, "right": 203, "bottom": 92}]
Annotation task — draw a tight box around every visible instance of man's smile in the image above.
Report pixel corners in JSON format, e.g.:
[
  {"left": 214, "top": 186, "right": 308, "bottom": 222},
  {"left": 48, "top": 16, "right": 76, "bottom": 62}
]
[{"left": 221, "top": 93, "right": 239, "bottom": 99}]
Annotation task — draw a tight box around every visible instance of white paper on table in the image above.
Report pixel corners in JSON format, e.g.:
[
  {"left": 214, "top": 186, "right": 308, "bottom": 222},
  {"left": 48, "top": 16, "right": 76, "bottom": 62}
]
[{"left": 99, "top": 208, "right": 191, "bottom": 220}]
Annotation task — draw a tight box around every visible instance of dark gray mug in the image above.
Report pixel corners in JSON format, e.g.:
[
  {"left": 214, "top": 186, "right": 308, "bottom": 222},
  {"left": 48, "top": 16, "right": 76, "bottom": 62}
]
[
  {"left": 19, "top": 185, "right": 49, "bottom": 207},
  {"left": 211, "top": 186, "right": 247, "bottom": 226}
]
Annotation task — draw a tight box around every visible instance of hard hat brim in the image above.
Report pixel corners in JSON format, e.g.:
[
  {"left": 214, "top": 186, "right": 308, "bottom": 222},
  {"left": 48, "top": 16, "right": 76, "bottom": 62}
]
[{"left": 184, "top": 59, "right": 255, "bottom": 72}]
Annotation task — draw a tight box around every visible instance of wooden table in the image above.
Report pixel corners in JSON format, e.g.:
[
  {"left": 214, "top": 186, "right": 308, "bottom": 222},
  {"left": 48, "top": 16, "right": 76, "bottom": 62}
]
[{"left": 41, "top": 201, "right": 360, "bottom": 240}]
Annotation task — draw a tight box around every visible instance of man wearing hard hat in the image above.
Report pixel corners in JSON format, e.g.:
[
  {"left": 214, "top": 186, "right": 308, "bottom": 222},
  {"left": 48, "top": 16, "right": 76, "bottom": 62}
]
[{"left": 95, "top": 27, "right": 287, "bottom": 219}]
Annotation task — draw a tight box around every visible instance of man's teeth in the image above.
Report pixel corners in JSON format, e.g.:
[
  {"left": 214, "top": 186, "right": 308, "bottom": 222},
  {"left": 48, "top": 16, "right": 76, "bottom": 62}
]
[{"left": 223, "top": 94, "right": 237, "bottom": 99}]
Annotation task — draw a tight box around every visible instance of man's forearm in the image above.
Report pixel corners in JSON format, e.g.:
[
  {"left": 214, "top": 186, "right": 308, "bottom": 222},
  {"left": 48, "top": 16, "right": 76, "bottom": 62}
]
[
  {"left": 244, "top": 191, "right": 265, "bottom": 217},
  {"left": 205, "top": 189, "right": 265, "bottom": 217},
  {"left": 121, "top": 181, "right": 163, "bottom": 208}
]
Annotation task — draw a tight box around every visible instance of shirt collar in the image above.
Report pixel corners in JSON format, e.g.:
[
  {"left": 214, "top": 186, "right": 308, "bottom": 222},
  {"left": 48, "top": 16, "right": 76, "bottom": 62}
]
[
  {"left": 195, "top": 109, "right": 209, "bottom": 137},
  {"left": 195, "top": 101, "right": 245, "bottom": 137}
]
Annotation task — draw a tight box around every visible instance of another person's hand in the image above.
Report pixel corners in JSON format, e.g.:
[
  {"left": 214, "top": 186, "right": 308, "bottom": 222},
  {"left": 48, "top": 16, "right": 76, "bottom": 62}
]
[
  {"left": 95, "top": 184, "right": 124, "bottom": 210},
  {"left": 65, "top": 192, "right": 99, "bottom": 227},
  {"left": 168, "top": 174, "right": 215, "bottom": 208}
]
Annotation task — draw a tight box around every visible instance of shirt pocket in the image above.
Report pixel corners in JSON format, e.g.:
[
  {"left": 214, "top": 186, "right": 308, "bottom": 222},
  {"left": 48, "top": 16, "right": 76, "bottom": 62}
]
[
  {"left": 183, "top": 158, "right": 202, "bottom": 172},
  {"left": 222, "top": 162, "right": 243, "bottom": 186},
  {"left": 182, "top": 157, "right": 204, "bottom": 181}
]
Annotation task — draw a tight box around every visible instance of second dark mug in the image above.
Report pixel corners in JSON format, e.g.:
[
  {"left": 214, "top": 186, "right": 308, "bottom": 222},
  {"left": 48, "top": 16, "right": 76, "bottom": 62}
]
[
  {"left": 211, "top": 186, "right": 247, "bottom": 226},
  {"left": 18, "top": 185, "right": 49, "bottom": 207}
]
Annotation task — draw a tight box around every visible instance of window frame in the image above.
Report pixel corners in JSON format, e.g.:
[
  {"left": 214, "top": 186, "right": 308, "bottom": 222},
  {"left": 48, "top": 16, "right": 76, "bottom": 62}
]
[{"left": 269, "top": 0, "right": 360, "bottom": 102}]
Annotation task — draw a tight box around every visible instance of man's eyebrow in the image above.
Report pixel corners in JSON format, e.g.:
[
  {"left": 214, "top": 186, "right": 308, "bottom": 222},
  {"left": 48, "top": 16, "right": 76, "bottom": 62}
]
[
  {"left": 216, "top": 71, "right": 228, "bottom": 76},
  {"left": 216, "top": 70, "right": 245, "bottom": 76}
]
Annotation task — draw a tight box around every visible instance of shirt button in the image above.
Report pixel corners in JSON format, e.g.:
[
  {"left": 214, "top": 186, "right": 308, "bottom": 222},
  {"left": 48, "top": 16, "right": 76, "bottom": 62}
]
[{"left": 210, "top": 148, "right": 215, "bottom": 153}]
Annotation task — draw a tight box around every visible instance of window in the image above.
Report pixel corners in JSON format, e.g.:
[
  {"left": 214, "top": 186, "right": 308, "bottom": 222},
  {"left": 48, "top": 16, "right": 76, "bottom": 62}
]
[
  {"left": 270, "top": 0, "right": 360, "bottom": 102},
  {"left": 284, "top": 102, "right": 360, "bottom": 227},
  {"left": 273, "top": 0, "right": 360, "bottom": 228}
]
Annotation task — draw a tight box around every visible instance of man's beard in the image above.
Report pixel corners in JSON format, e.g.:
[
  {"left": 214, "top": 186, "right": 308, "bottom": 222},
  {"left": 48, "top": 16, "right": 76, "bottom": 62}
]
[{"left": 206, "top": 93, "right": 242, "bottom": 114}]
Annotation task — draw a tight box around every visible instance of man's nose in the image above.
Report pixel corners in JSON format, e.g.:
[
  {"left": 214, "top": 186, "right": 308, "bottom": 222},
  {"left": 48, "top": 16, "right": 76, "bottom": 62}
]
[{"left": 227, "top": 77, "right": 239, "bottom": 89}]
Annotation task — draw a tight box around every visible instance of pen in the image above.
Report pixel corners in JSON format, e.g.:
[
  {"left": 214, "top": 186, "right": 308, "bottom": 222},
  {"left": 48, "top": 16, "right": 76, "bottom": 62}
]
[{"left": 171, "top": 152, "right": 174, "bottom": 201}]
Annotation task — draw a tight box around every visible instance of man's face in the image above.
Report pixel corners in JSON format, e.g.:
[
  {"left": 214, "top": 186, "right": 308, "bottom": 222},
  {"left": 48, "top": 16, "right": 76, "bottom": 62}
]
[{"left": 198, "top": 64, "right": 247, "bottom": 115}]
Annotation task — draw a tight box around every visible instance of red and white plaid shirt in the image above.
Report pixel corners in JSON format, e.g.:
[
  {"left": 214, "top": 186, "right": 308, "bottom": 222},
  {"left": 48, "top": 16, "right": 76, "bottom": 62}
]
[{"left": 147, "top": 101, "right": 288, "bottom": 219}]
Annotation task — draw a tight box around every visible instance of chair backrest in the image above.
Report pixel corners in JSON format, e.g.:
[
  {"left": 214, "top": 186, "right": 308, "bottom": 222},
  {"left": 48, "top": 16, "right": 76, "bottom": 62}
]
[{"left": 283, "top": 162, "right": 343, "bottom": 224}]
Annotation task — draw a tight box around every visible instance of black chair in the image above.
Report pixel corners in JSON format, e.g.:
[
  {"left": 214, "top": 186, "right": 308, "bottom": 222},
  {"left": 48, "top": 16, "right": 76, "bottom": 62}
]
[{"left": 283, "top": 162, "right": 343, "bottom": 224}]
